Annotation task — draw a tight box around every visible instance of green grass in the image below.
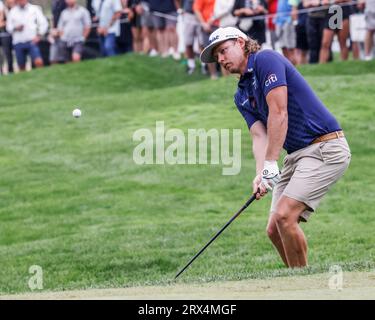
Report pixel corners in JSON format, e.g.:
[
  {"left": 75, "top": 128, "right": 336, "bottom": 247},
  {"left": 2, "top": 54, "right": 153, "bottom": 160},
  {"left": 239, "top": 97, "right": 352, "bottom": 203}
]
[{"left": 0, "top": 55, "right": 374, "bottom": 294}]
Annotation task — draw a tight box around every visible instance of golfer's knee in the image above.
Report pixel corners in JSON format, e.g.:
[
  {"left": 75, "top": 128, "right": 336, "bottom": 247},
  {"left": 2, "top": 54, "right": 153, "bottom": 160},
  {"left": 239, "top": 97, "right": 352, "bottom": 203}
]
[
  {"left": 274, "top": 211, "right": 291, "bottom": 229},
  {"left": 266, "top": 216, "right": 279, "bottom": 240}
]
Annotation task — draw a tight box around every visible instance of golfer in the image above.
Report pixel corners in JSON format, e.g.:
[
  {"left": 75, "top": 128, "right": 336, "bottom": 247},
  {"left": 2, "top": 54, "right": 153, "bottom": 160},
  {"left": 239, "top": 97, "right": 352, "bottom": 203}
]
[{"left": 200, "top": 27, "right": 351, "bottom": 268}]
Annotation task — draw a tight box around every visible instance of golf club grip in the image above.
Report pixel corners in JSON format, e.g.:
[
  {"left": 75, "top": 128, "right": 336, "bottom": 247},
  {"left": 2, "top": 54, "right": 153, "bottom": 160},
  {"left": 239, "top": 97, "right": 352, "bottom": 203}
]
[{"left": 175, "top": 193, "right": 257, "bottom": 279}]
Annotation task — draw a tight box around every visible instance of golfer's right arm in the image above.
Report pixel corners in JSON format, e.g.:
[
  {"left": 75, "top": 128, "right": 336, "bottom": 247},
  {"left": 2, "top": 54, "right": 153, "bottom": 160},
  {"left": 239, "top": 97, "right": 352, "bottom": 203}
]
[{"left": 250, "top": 121, "right": 268, "bottom": 199}]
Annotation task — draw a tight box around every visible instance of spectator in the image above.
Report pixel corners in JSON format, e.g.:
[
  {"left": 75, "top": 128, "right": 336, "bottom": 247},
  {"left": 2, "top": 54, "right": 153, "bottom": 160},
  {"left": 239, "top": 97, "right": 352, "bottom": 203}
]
[
  {"left": 117, "top": 0, "right": 134, "bottom": 54},
  {"left": 267, "top": 0, "right": 278, "bottom": 49},
  {"left": 214, "top": 0, "right": 238, "bottom": 76},
  {"left": 6, "top": 0, "right": 48, "bottom": 71},
  {"left": 92, "top": 0, "right": 122, "bottom": 57},
  {"left": 178, "top": 0, "right": 203, "bottom": 74},
  {"left": 361, "top": 0, "right": 375, "bottom": 60},
  {"left": 304, "top": 0, "right": 326, "bottom": 63},
  {"left": 274, "top": 0, "right": 296, "bottom": 64},
  {"left": 128, "top": 0, "right": 143, "bottom": 53},
  {"left": 148, "top": 0, "right": 180, "bottom": 59},
  {"left": 134, "top": 1, "right": 154, "bottom": 55},
  {"left": 350, "top": 3, "right": 363, "bottom": 60},
  {"left": 291, "top": 0, "right": 309, "bottom": 65},
  {"left": 320, "top": 0, "right": 352, "bottom": 63},
  {"left": 232, "top": 0, "right": 268, "bottom": 47},
  {"left": 214, "top": 0, "right": 237, "bottom": 28},
  {"left": 57, "top": 0, "right": 91, "bottom": 63},
  {"left": 0, "top": 0, "right": 15, "bottom": 74},
  {"left": 50, "top": 0, "right": 67, "bottom": 64},
  {"left": 193, "top": 0, "right": 220, "bottom": 80}
]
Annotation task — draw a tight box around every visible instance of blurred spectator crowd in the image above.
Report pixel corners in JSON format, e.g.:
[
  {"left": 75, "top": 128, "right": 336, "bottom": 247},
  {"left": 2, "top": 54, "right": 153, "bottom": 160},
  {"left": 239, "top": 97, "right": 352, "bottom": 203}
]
[{"left": 0, "top": 0, "right": 374, "bottom": 76}]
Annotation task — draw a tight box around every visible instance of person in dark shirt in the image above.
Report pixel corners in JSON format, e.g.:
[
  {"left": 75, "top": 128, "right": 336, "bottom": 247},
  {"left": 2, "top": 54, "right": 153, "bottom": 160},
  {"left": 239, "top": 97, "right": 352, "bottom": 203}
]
[
  {"left": 147, "top": 0, "right": 180, "bottom": 58},
  {"left": 200, "top": 27, "right": 351, "bottom": 268},
  {"left": 117, "top": 0, "right": 134, "bottom": 54}
]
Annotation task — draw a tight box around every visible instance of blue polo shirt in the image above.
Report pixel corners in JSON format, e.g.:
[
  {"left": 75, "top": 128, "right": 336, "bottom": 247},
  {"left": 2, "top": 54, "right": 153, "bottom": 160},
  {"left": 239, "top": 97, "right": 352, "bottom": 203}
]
[{"left": 234, "top": 50, "right": 341, "bottom": 154}]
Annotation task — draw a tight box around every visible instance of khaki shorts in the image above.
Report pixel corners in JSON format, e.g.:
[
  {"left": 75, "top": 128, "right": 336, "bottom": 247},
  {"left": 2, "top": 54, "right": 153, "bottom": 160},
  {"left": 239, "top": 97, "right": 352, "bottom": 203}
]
[{"left": 270, "top": 137, "right": 351, "bottom": 222}]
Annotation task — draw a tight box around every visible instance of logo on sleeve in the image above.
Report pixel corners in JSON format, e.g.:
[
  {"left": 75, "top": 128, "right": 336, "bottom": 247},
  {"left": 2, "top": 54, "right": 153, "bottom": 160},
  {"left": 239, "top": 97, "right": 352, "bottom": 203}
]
[{"left": 265, "top": 74, "right": 278, "bottom": 87}]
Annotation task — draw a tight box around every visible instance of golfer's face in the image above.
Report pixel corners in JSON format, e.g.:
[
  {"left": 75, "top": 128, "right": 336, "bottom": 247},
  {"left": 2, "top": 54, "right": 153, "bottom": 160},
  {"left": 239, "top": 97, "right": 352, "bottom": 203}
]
[{"left": 213, "top": 40, "right": 244, "bottom": 74}]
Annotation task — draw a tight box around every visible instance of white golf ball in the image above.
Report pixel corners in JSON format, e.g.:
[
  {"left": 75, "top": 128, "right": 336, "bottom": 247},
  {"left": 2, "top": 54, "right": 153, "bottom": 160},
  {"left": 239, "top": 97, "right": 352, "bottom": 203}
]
[{"left": 72, "top": 108, "right": 82, "bottom": 118}]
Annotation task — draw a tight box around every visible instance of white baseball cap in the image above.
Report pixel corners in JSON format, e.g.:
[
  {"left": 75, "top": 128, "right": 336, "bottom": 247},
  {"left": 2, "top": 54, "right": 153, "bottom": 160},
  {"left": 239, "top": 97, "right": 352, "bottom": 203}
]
[{"left": 200, "top": 27, "right": 249, "bottom": 63}]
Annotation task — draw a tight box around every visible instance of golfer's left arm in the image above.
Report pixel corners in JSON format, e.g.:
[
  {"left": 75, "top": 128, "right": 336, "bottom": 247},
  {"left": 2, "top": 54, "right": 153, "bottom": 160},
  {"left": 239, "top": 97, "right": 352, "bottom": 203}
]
[
  {"left": 259, "top": 86, "right": 288, "bottom": 191},
  {"left": 265, "top": 86, "right": 288, "bottom": 161}
]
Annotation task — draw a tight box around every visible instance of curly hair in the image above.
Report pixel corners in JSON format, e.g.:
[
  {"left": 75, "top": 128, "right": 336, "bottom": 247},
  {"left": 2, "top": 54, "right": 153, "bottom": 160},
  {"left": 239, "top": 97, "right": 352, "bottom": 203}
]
[{"left": 243, "top": 38, "right": 261, "bottom": 56}]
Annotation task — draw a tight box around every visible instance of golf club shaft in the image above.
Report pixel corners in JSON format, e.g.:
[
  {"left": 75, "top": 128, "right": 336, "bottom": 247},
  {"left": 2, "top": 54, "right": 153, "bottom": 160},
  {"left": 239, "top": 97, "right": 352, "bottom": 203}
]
[{"left": 175, "top": 193, "right": 257, "bottom": 279}]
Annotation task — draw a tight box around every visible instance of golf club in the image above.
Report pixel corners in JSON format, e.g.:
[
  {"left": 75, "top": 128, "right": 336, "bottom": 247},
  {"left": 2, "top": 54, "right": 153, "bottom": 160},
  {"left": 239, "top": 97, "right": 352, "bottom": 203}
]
[{"left": 175, "top": 191, "right": 259, "bottom": 279}]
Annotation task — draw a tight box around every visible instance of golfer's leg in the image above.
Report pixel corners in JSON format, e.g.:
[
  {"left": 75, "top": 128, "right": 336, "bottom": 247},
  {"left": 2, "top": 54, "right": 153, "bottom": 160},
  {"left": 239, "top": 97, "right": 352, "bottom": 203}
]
[
  {"left": 274, "top": 195, "right": 308, "bottom": 268},
  {"left": 266, "top": 214, "right": 289, "bottom": 267},
  {"left": 268, "top": 155, "right": 293, "bottom": 267}
]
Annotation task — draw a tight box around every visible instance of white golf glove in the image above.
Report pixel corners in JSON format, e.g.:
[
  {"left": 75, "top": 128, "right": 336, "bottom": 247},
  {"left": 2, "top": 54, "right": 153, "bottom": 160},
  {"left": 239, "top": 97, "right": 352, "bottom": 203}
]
[{"left": 261, "top": 160, "right": 281, "bottom": 191}]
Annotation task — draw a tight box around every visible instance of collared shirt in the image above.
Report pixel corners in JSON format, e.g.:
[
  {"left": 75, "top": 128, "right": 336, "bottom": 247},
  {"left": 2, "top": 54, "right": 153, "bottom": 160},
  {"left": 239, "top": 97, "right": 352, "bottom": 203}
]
[
  {"left": 6, "top": 3, "right": 48, "bottom": 44},
  {"left": 234, "top": 50, "right": 341, "bottom": 154},
  {"left": 92, "top": 0, "right": 122, "bottom": 36},
  {"left": 58, "top": 5, "right": 91, "bottom": 44}
]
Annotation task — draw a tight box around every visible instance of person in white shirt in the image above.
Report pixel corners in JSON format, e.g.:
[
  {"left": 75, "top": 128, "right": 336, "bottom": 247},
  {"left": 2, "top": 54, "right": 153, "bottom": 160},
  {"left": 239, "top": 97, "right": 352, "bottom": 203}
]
[
  {"left": 92, "top": 0, "right": 122, "bottom": 56},
  {"left": 57, "top": 0, "right": 91, "bottom": 62},
  {"left": 6, "top": 0, "right": 48, "bottom": 70}
]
